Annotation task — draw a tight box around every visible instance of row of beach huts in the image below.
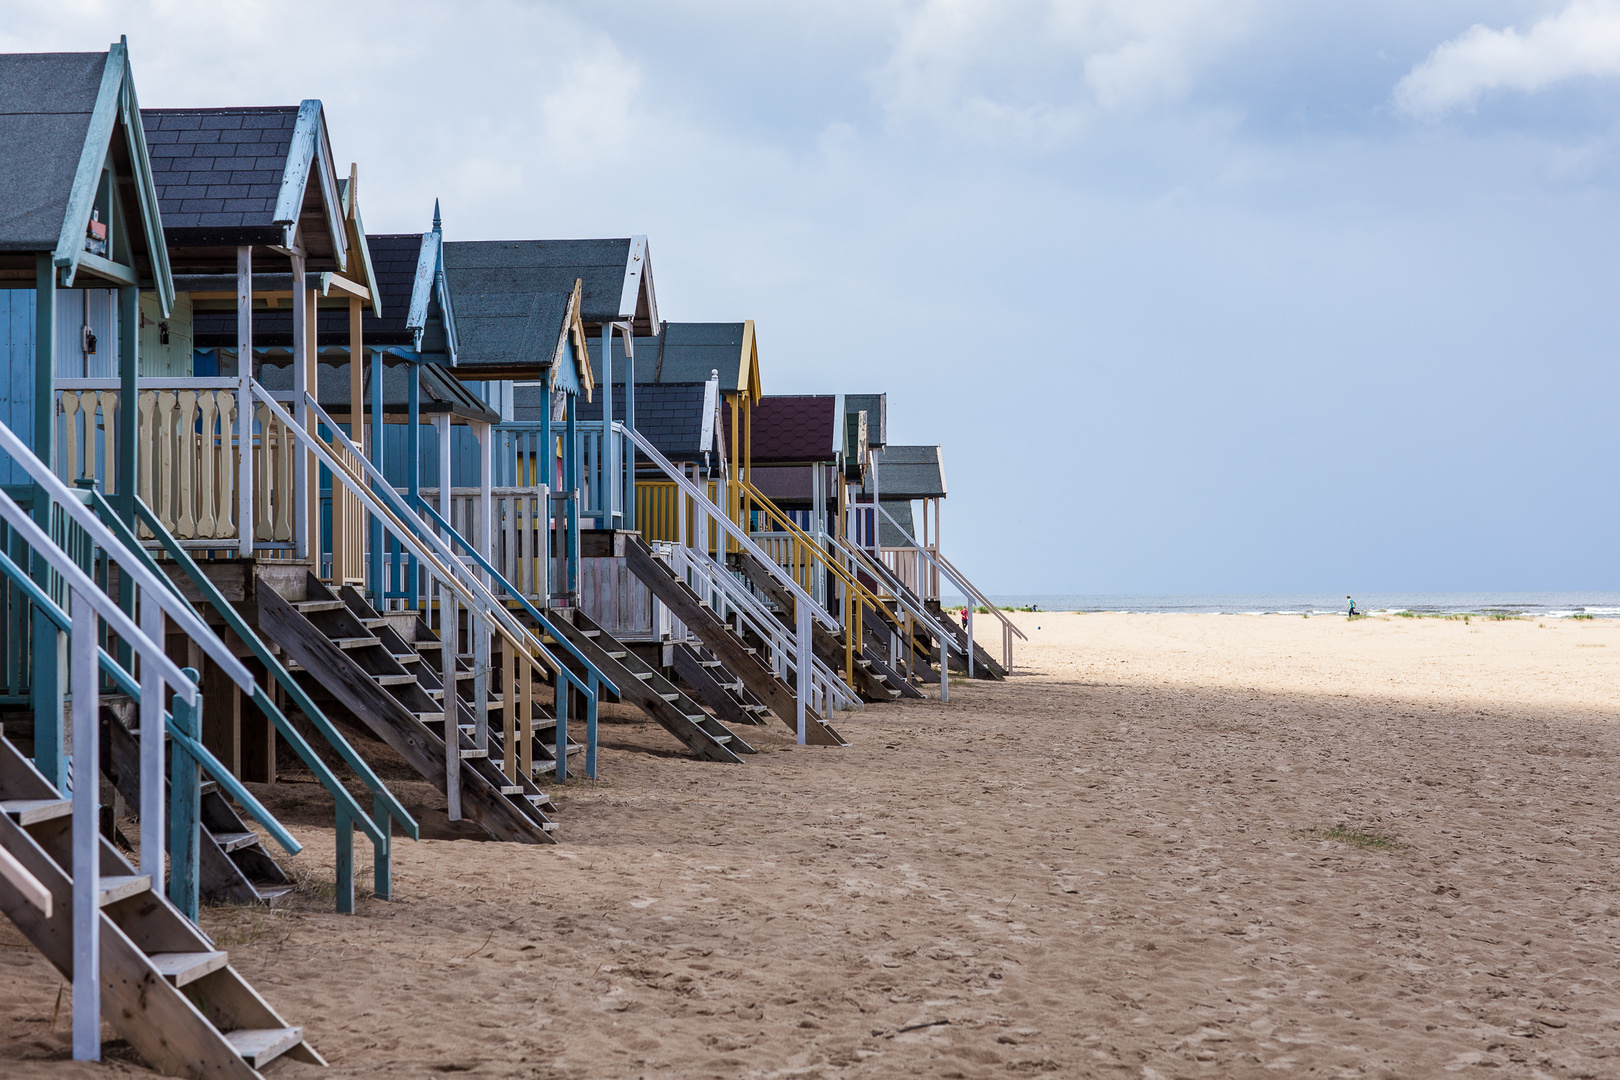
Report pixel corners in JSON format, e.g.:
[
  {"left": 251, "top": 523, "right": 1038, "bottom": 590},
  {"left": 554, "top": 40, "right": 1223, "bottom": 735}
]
[{"left": 0, "top": 41, "right": 1021, "bottom": 1076}]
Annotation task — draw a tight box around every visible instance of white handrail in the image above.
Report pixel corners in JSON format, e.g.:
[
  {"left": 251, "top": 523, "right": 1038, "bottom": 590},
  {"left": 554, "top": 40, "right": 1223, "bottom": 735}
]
[
  {"left": 293, "top": 391, "right": 554, "bottom": 666},
  {"left": 665, "top": 541, "right": 860, "bottom": 714},
  {"left": 0, "top": 420, "right": 255, "bottom": 695},
  {"left": 875, "top": 501, "right": 1026, "bottom": 644},
  {"left": 0, "top": 485, "right": 198, "bottom": 703},
  {"left": 619, "top": 423, "right": 839, "bottom": 633},
  {"left": 819, "top": 525, "right": 964, "bottom": 656}
]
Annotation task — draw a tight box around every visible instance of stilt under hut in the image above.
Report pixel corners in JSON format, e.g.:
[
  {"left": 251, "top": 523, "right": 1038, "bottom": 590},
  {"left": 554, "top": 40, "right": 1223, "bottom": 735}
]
[{"left": 0, "top": 41, "right": 326, "bottom": 1074}]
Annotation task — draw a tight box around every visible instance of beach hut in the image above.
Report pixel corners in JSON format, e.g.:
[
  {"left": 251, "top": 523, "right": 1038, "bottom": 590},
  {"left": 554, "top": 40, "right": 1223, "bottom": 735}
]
[{"left": 0, "top": 41, "right": 334, "bottom": 1072}]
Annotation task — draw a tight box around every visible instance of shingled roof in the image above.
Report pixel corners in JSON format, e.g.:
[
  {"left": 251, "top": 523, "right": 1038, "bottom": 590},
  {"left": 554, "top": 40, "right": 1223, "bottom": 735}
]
[
  {"left": 443, "top": 237, "right": 657, "bottom": 335},
  {"left": 141, "top": 101, "right": 347, "bottom": 273},
  {"left": 861, "top": 445, "right": 946, "bottom": 500},
  {"left": 740, "top": 395, "right": 842, "bottom": 465},
  {"left": 0, "top": 45, "right": 173, "bottom": 306},
  {"left": 568, "top": 383, "right": 714, "bottom": 463},
  {"left": 586, "top": 321, "right": 762, "bottom": 398},
  {"left": 845, "top": 393, "right": 886, "bottom": 447}
]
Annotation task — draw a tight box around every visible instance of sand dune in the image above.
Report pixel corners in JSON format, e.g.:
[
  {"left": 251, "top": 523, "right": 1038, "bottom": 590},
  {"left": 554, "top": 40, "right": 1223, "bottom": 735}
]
[{"left": 4, "top": 611, "right": 1619, "bottom": 1077}]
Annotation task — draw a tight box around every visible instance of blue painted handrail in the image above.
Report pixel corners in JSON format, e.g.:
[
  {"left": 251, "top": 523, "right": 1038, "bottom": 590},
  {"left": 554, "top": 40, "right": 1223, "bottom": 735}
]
[
  {"left": 412, "top": 497, "right": 619, "bottom": 700},
  {"left": 99, "top": 491, "right": 415, "bottom": 845},
  {"left": 0, "top": 532, "right": 300, "bottom": 855}
]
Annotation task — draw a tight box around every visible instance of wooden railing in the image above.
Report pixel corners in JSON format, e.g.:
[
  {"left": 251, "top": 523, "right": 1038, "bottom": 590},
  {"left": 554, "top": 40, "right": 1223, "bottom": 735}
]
[
  {"left": 54, "top": 378, "right": 297, "bottom": 550},
  {"left": 878, "top": 544, "right": 940, "bottom": 601}
]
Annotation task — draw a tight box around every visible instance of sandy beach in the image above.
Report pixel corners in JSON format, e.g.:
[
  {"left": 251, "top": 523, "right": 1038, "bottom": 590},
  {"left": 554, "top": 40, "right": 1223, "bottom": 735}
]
[{"left": 5, "top": 610, "right": 1620, "bottom": 1078}]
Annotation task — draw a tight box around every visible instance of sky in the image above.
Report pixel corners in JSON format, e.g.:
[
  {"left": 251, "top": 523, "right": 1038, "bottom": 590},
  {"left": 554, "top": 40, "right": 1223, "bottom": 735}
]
[{"left": 6, "top": 1, "right": 1620, "bottom": 594}]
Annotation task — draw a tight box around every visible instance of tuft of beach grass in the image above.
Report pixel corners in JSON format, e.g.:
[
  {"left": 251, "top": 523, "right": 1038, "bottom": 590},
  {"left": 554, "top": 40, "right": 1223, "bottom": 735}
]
[{"left": 1297, "top": 824, "right": 1404, "bottom": 851}]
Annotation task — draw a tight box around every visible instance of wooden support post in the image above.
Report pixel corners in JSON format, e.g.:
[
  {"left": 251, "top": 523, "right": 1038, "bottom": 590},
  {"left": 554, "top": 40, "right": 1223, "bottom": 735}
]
[
  {"left": 517, "top": 653, "right": 533, "bottom": 779},
  {"left": 938, "top": 631, "right": 949, "bottom": 704},
  {"left": 623, "top": 331, "right": 635, "bottom": 532},
  {"left": 239, "top": 659, "right": 274, "bottom": 784},
  {"left": 342, "top": 294, "right": 362, "bottom": 584},
  {"left": 69, "top": 589, "right": 100, "bottom": 1062},
  {"left": 442, "top": 581, "right": 460, "bottom": 821},
  {"left": 585, "top": 673, "right": 598, "bottom": 779},
  {"left": 200, "top": 654, "right": 241, "bottom": 778},
  {"left": 407, "top": 363, "right": 420, "bottom": 608},
  {"left": 369, "top": 348, "right": 383, "bottom": 604},
  {"left": 601, "top": 324, "right": 615, "bottom": 527},
  {"left": 371, "top": 793, "right": 391, "bottom": 901},
  {"left": 33, "top": 254, "right": 64, "bottom": 789},
  {"left": 334, "top": 807, "right": 353, "bottom": 914},
  {"left": 550, "top": 660, "right": 564, "bottom": 782},
  {"left": 169, "top": 667, "right": 202, "bottom": 920},
  {"left": 289, "top": 253, "right": 309, "bottom": 560},
  {"left": 236, "top": 246, "right": 254, "bottom": 558},
  {"left": 475, "top": 423, "right": 491, "bottom": 750},
  {"left": 503, "top": 637, "right": 516, "bottom": 779},
  {"left": 116, "top": 286, "right": 137, "bottom": 519},
  {"left": 796, "top": 599, "right": 810, "bottom": 746}
]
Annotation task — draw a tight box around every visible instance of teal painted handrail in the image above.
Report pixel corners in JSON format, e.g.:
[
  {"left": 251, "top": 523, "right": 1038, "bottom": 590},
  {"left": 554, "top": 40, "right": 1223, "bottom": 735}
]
[
  {"left": 0, "top": 528, "right": 300, "bottom": 855},
  {"left": 413, "top": 497, "right": 619, "bottom": 699},
  {"left": 96, "top": 491, "right": 417, "bottom": 844}
]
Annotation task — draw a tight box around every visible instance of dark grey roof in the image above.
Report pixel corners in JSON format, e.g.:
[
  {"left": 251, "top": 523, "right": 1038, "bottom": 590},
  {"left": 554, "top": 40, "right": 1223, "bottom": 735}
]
[
  {"left": 845, "top": 393, "right": 886, "bottom": 447},
  {"left": 861, "top": 445, "right": 946, "bottom": 500},
  {"left": 879, "top": 500, "right": 915, "bottom": 547},
  {"left": 444, "top": 239, "right": 635, "bottom": 327},
  {"left": 254, "top": 354, "right": 497, "bottom": 423},
  {"left": 588, "top": 322, "right": 746, "bottom": 383},
  {"left": 141, "top": 107, "right": 296, "bottom": 235},
  {"left": 0, "top": 52, "right": 106, "bottom": 251},
  {"left": 451, "top": 290, "right": 571, "bottom": 374},
  {"left": 566, "top": 383, "right": 711, "bottom": 463}
]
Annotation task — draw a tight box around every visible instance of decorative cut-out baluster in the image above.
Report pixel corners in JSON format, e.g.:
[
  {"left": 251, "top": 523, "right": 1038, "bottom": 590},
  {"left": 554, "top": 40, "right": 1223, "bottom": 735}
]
[
  {"left": 196, "top": 391, "right": 218, "bottom": 537},
  {"left": 175, "top": 389, "right": 197, "bottom": 537},
  {"left": 216, "top": 392, "right": 236, "bottom": 540},
  {"left": 273, "top": 413, "right": 291, "bottom": 542},
  {"left": 136, "top": 391, "right": 156, "bottom": 538},
  {"left": 256, "top": 402, "right": 273, "bottom": 541},
  {"left": 59, "top": 392, "right": 81, "bottom": 482}
]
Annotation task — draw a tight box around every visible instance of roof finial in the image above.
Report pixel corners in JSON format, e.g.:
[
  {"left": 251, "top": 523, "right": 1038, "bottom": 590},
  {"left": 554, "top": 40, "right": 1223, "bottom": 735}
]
[{"left": 432, "top": 199, "right": 442, "bottom": 233}]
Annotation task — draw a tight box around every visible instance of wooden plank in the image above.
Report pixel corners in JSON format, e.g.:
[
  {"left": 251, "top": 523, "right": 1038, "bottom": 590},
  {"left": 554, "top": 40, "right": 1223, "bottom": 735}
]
[
  {"left": 671, "top": 644, "right": 760, "bottom": 731},
  {"left": 623, "top": 536, "right": 845, "bottom": 746}
]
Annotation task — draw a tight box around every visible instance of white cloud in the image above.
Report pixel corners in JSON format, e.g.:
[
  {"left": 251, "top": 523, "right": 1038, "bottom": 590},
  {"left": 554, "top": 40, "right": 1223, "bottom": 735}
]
[
  {"left": 1394, "top": 0, "right": 1620, "bottom": 117},
  {"left": 872, "top": 0, "right": 1256, "bottom": 145}
]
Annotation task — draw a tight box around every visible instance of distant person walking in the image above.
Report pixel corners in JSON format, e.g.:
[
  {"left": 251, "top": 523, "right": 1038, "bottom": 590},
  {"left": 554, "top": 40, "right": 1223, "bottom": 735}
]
[
  {"left": 960, "top": 607, "right": 970, "bottom": 633},
  {"left": 1347, "top": 595, "right": 1357, "bottom": 617}
]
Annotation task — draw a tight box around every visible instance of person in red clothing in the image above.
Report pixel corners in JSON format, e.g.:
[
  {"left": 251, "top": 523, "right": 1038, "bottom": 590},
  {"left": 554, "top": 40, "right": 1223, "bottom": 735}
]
[{"left": 960, "top": 607, "right": 969, "bottom": 632}]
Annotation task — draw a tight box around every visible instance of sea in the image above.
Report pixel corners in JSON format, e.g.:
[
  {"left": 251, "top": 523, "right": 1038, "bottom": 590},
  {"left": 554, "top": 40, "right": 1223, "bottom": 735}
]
[{"left": 935, "top": 592, "right": 1620, "bottom": 619}]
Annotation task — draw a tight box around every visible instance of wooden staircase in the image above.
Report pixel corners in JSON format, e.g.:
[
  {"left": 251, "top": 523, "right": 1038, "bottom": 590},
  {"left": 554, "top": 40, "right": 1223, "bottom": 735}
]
[
  {"left": 728, "top": 549, "right": 911, "bottom": 702},
  {"left": 623, "top": 534, "right": 848, "bottom": 746},
  {"left": 102, "top": 701, "right": 294, "bottom": 907},
  {"left": 0, "top": 728, "right": 321, "bottom": 1077},
  {"left": 255, "top": 571, "right": 557, "bottom": 843},
  {"left": 926, "top": 601, "right": 1009, "bottom": 680},
  {"left": 672, "top": 644, "right": 773, "bottom": 729},
  {"left": 545, "top": 610, "right": 750, "bottom": 764}
]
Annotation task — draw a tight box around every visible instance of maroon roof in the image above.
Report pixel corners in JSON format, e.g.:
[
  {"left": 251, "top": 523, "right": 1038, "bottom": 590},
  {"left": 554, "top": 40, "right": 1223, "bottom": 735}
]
[{"left": 737, "top": 395, "right": 840, "bottom": 465}]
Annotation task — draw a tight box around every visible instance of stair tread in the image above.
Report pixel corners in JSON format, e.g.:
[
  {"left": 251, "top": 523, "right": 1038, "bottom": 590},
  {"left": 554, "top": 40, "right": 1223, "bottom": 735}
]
[
  {"left": 1, "top": 798, "right": 71, "bottom": 825},
  {"left": 99, "top": 875, "right": 152, "bottom": 906},
  {"left": 148, "top": 949, "right": 230, "bottom": 987},
  {"left": 633, "top": 672, "right": 653, "bottom": 681},
  {"left": 377, "top": 674, "right": 418, "bottom": 686},
  {"left": 460, "top": 748, "right": 489, "bottom": 759},
  {"left": 212, "top": 831, "right": 260, "bottom": 853},
  {"left": 224, "top": 1026, "right": 304, "bottom": 1067},
  {"left": 606, "top": 651, "right": 627, "bottom": 659},
  {"left": 294, "top": 600, "right": 347, "bottom": 612},
  {"left": 331, "top": 636, "right": 380, "bottom": 649}
]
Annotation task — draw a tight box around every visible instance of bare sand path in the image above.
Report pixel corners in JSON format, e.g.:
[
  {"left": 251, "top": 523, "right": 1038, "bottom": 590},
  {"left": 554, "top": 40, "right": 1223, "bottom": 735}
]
[{"left": 5, "top": 612, "right": 1620, "bottom": 1077}]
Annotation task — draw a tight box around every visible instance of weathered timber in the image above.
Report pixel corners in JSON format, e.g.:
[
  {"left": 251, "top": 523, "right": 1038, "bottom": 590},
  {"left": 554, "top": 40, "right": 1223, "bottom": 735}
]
[{"left": 623, "top": 535, "right": 846, "bottom": 746}]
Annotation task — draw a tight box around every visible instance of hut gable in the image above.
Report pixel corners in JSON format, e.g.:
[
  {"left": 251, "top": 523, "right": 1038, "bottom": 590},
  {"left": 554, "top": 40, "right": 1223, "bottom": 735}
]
[
  {"left": 442, "top": 236, "right": 657, "bottom": 335},
  {"left": 142, "top": 100, "right": 348, "bottom": 273},
  {"left": 0, "top": 42, "right": 173, "bottom": 307},
  {"left": 863, "top": 444, "right": 947, "bottom": 500}
]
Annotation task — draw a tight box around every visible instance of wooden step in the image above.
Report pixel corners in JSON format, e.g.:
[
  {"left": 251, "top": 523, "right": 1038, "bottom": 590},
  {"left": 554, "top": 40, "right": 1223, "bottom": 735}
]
[
  {"left": 500, "top": 785, "right": 523, "bottom": 795},
  {"left": 294, "top": 600, "right": 347, "bottom": 613},
  {"left": 1, "top": 798, "right": 71, "bottom": 826},
  {"left": 212, "top": 831, "right": 260, "bottom": 854},
  {"left": 580, "top": 629, "right": 600, "bottom": 638},
  {"left": 147, "top": 950, "right": 230, "bottom": 987},
  {"left": 377, "top": 674, "right": 418, "bottom": 687},
  {"left": 659, "top": 693, "right": 679, "bottom": 702},
  {"left": 392, "top": 652, "right": 422, "bottom": 664},
  {"left": 460, "top": 748, "right": 488, "bottom": 760},
  {"left": 633, "top": 671, "right": 653, "bottom": 681},
  {"left": 700, "top": 659, "right": 722, "bottom": 668},
  {"left": 225, "top": 1026, "right": 305, "bottom": 1068},
  {"left": 99, "top": 875, "right": 152, "bottom": 906},
  {"left": 606, "top": 651, "right": 627, "bottom": 660},
  {"left": 332, "top": 637, "right": 379, "bottom": 650},
  {"left": 415, "top": 640, "right": 443, "bottom": 650}
]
